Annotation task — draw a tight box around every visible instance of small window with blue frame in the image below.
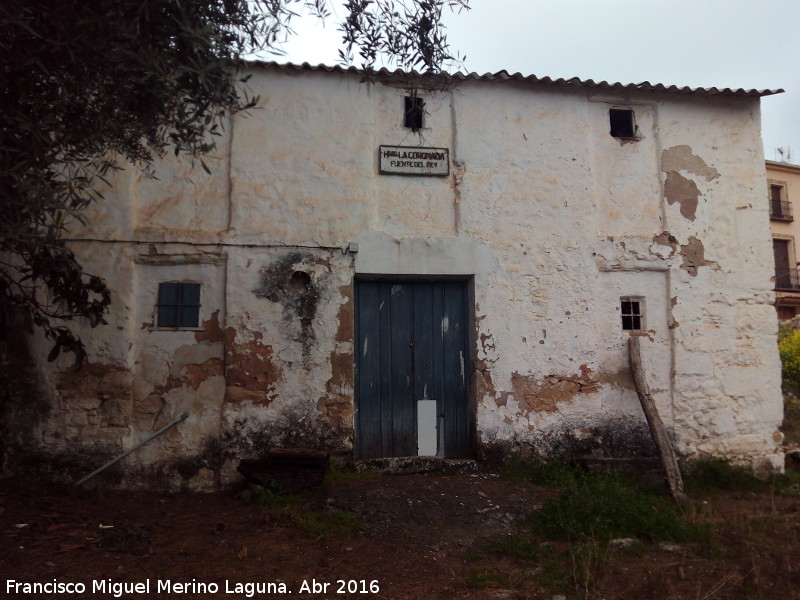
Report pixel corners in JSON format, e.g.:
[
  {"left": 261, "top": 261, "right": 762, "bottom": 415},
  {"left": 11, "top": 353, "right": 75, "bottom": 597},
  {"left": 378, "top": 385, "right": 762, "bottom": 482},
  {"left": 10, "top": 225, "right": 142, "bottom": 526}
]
[{"left": 157, "top": 282, "right": 201, "bottom": 328}]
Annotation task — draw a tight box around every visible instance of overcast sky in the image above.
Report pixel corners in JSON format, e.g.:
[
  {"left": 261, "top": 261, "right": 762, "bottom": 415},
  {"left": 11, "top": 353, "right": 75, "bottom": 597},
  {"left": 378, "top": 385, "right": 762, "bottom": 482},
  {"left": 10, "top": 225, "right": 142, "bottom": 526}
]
[{"left": 272, "top": 0, "right": 800, "bottom": 164}]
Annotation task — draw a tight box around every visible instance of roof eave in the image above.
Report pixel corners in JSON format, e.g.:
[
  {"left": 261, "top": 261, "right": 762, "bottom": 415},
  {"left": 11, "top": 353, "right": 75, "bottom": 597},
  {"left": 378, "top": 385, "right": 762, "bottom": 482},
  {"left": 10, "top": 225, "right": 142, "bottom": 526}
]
[{"left": 243, "top": 60, "right": 784, "bottom": 98}]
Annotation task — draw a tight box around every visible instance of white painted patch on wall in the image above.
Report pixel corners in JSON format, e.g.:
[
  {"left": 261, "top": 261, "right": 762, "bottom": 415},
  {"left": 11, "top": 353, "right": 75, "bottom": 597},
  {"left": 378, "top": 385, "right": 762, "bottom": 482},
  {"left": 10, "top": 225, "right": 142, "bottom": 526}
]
[
  {"left": 441, "top": 315, "right": 449, "bottom": 334},
  {"left": 417, "top": 399, "right": 437, "bottom": 456}
]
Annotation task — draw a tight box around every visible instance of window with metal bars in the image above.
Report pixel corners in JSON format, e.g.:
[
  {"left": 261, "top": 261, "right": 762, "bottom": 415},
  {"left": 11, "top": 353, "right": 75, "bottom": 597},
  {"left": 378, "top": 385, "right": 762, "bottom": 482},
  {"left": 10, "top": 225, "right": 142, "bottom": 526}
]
[
  {"left": 157, "top": 282, "right": 201, "bottom": 328},
  {"left": 620, "top": 297, "right": 644, "bottom": 331}
]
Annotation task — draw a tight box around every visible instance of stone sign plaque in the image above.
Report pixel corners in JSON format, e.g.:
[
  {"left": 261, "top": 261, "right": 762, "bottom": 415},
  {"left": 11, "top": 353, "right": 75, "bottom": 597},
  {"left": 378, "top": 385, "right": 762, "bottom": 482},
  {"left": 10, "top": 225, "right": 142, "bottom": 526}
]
[{"left": 379, "top": 145, "right": 449, "bottom": 176}]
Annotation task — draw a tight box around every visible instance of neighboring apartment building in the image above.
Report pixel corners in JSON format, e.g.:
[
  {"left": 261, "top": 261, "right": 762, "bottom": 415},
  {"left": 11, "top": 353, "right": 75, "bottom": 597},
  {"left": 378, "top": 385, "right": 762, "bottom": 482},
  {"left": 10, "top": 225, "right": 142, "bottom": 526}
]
[
  {"left": 767, "top": 159, "right": 800, "bottom": 319},
  {"left": 1, "top": 63, "right": 786, "bottom": 488}
]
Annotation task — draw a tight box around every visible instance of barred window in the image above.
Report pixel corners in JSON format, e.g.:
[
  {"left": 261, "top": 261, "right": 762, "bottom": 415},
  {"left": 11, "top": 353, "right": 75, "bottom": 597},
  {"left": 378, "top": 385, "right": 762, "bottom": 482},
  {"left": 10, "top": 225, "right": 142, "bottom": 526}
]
[
  {"left": 157, "top": 282, "right": 201, "bottom": 328},
  {"left": 620, "top": 297, "right": 644, "bottom": 331}
]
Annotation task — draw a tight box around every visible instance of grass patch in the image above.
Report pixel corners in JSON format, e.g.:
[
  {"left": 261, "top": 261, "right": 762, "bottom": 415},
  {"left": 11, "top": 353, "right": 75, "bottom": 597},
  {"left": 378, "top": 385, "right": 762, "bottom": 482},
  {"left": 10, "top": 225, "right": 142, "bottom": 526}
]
[
  {"left": 460, "top": 548, "right": 483, "bottom": 563},
  {"left": 248, "top": 484, "right": 359, "bottom": 538},
  {"left": 261, "top": 504, "right": 360, "bottom": 538},
  {"left": 683, "top": 459, "right": 771, "bottom": 495},
  {"left": 247, "top": 485, "right": 300, "bottom": 507},
  {"left": 531, "top": 470, "right": 703, "bottom": 543},
  {"left": 324, "top": 465, "right": 379, "bottom": 484},
  {"left": 501, "top": 455, "right": 586, "bottom": 488},
  {"left": 538, "top": 557, "right": 572, "bottom": 593},
  {"left": 486, "top": 533, "right": 542, "bottom": 561},
  {"left": 498, "top": 457, "right": 704, "bottom": 545},
  {"left": 683, "top": 459, "right": 800, "bottom": 496},
  {"left": 568, "top": 540, "right": 607, "bottom": 597},
  {"left": 485, "top": 457, "right": 799, "bottom": 599},
  {"left": 465, "top": 568, "right": 513, "bottom": 589},
  {"left": 291, "top": 507, "right": 360, "bottom": 538},
  {"left": 776, "top": 468, "right": 800, "bottom": 490}
]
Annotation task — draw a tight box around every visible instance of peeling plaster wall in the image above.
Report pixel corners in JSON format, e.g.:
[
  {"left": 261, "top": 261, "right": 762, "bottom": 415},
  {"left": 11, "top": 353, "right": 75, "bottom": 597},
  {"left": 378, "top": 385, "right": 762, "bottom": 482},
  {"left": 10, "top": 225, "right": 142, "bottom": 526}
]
[
  {"left": 655, "top": 99, "right": 783, "bottom": 469},
  {"left": 6, "top": 65, "right": 784, "bottom": 488}
]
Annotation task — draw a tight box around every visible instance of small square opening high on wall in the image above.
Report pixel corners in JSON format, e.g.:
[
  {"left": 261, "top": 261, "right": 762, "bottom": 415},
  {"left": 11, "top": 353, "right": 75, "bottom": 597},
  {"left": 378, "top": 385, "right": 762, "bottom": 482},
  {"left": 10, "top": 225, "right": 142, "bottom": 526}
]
[
  {"left": 620, "top": 297, "right": 644, "bottom": 331},
  {"left": 404, "top": 96, "right": 424, "bottom": 130},
  {"left": 609, "top": 108, "right": 635, "bottom": 138}
]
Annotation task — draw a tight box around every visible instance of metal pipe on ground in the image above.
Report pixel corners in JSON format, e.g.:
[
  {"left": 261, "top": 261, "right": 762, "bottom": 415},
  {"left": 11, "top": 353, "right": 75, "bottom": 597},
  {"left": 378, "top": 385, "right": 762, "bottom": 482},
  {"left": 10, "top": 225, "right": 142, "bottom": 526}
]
[{"left": 76, "top": 412, "right": 190, "bottom": 486}]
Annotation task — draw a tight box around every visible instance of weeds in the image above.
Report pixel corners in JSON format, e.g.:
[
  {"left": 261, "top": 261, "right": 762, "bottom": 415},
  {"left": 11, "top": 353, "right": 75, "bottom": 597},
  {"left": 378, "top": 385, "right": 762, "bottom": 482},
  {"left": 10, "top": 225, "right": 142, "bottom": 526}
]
[
  {"left": 683, "top": 460, "right": 770, "bottom": 495},
  {"left": 501, "top": 455, "right": 585, "bottom": 488},
  {"left": 247, "top": 485, "right": 299, "bottom": 508},
  {"left": 489, "top": 457, "right": 708, "bottom": 598},
  {"left": 486, "top": 533, "right": 541, "bottom": 561},
  {"left": 248, "top": 484, "right": 359, "bottom": 538},
  {"left": 465, "top": 568, "right": 513, "bottom": 589},
  {"left": 531, "top": 470, "right": 703, "bottom": 543},
  {"left": 569, "top": 540, "right": 606, "bottom": 599},
  {"left": 683, "top": 459, "right": 800, "bottom": 496},
  {"left": 324, "top": 465, "right": 379, "bottom": 484},
  {"left": 290, "top": 507, "right": 360, "bottom": 538},
  {"left": 538, "top": 557, "right": 571, "bottom": 594}
]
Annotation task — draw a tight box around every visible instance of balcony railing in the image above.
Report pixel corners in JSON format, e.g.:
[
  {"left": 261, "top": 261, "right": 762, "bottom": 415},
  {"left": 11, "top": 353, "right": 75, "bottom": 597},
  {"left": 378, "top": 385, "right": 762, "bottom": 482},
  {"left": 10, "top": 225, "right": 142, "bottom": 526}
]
[
  {"left": 776, "top": 268, "right": 800, "bottom": 291},
  {"left": 770, "top": 199, "right": 794, "bottom": 221}
]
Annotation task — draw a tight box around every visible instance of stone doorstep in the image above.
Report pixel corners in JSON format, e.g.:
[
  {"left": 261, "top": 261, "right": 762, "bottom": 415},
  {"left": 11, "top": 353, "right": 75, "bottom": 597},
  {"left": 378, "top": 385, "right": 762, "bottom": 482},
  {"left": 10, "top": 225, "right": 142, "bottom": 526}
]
[{"left": 354, "top": 456, "right": 479, "bottom": 476}]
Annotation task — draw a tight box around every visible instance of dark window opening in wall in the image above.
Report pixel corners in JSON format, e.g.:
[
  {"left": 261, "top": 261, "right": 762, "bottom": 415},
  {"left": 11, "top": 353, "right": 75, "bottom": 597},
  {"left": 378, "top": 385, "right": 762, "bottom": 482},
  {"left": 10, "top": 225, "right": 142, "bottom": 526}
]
[
  {"left": 609, "top": 108, "right": 636, "bottom": 138},
  {"left": 620, "top": 297, "right": 644, "bottom": 331},
  {"left": 157, "top": 282, "right": 201, "bottom": 328},
  {"left": 770, "top": 183, "right": 793, "bottom": 221},
  {"left": 404, "top": 96, "right": 424, "bottom": 130},
  {"left": 773, "top": 238, "right": 797, "bottom": 290}
]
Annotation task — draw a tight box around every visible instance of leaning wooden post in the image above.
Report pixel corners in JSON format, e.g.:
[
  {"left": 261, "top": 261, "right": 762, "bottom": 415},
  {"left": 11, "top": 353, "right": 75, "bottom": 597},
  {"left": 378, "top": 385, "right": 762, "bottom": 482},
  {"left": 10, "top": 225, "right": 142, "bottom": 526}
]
[{"left": 628, "top": 336, "right": 687, "bottom": 502}]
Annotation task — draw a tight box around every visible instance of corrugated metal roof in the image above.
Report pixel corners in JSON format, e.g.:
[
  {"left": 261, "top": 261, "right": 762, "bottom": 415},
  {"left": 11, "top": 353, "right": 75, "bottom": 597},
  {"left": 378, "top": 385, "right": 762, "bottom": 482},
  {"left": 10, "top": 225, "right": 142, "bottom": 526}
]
[{"left": 246, "top": 61, "right": 783, "bottom": 98}]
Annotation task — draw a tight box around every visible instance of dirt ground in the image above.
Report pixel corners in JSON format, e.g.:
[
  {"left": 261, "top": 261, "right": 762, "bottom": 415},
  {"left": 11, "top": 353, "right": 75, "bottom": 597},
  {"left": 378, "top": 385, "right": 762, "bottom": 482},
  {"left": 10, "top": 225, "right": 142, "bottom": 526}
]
[{"left": 1, "top": 472, "right": 799, "bottom": 600}]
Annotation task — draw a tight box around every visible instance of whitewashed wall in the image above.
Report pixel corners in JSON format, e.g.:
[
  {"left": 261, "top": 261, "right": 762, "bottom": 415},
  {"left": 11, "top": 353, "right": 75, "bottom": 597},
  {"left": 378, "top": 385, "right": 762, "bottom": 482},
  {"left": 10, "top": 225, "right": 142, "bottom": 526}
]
[{"left": 8, "top": 65, "right": 784, "bottom": 488}]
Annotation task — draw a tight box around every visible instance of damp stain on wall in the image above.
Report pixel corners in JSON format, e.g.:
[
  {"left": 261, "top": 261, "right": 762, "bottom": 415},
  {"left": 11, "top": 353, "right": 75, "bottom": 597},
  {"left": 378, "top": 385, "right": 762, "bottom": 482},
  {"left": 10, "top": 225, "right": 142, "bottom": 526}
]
[{"left": 253, "top": 252, "right": 323, "bottom": 365}]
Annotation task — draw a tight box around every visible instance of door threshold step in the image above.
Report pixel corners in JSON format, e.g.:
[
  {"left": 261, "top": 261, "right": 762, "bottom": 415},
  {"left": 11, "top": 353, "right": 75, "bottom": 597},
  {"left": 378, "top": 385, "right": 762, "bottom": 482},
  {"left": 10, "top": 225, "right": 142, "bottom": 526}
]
[{"left": 355, "top": 456, "right": 478, "bottom": 476}]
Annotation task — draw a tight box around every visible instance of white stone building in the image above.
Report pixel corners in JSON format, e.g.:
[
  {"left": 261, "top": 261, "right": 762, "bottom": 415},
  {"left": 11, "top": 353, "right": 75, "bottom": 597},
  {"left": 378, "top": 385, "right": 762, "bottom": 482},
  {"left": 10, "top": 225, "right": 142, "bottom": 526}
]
[{"left": 2, "top": 62, "right": 786, "bottom": 487}]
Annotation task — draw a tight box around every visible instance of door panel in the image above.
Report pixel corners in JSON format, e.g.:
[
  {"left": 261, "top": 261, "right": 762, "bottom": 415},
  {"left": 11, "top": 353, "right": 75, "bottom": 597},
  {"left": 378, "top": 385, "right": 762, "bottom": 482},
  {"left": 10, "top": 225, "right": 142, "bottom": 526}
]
[
  {"left": 355, "top": 282, "right": 383, "bottom": 456},
  {"left": 355, "top": 280, "right": 470, "bottom": 458}
]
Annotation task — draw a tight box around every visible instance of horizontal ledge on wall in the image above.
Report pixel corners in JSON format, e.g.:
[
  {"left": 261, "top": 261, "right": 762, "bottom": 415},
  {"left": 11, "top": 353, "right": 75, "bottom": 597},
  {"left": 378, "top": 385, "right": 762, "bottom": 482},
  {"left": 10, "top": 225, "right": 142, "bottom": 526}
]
[
  {"left": 134, "top": 253, "right": 227, "bottom": 266},
  {"left": 599, "top": 261, "right": 670, "bottom": 272}
]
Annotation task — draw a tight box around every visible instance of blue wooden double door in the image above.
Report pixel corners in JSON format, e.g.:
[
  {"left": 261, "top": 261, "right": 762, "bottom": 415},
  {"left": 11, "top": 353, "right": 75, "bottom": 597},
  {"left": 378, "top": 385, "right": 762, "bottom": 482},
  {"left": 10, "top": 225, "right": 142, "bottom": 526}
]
[{"left": 355, "top": 280, "right": 471, "bottom": 458}]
